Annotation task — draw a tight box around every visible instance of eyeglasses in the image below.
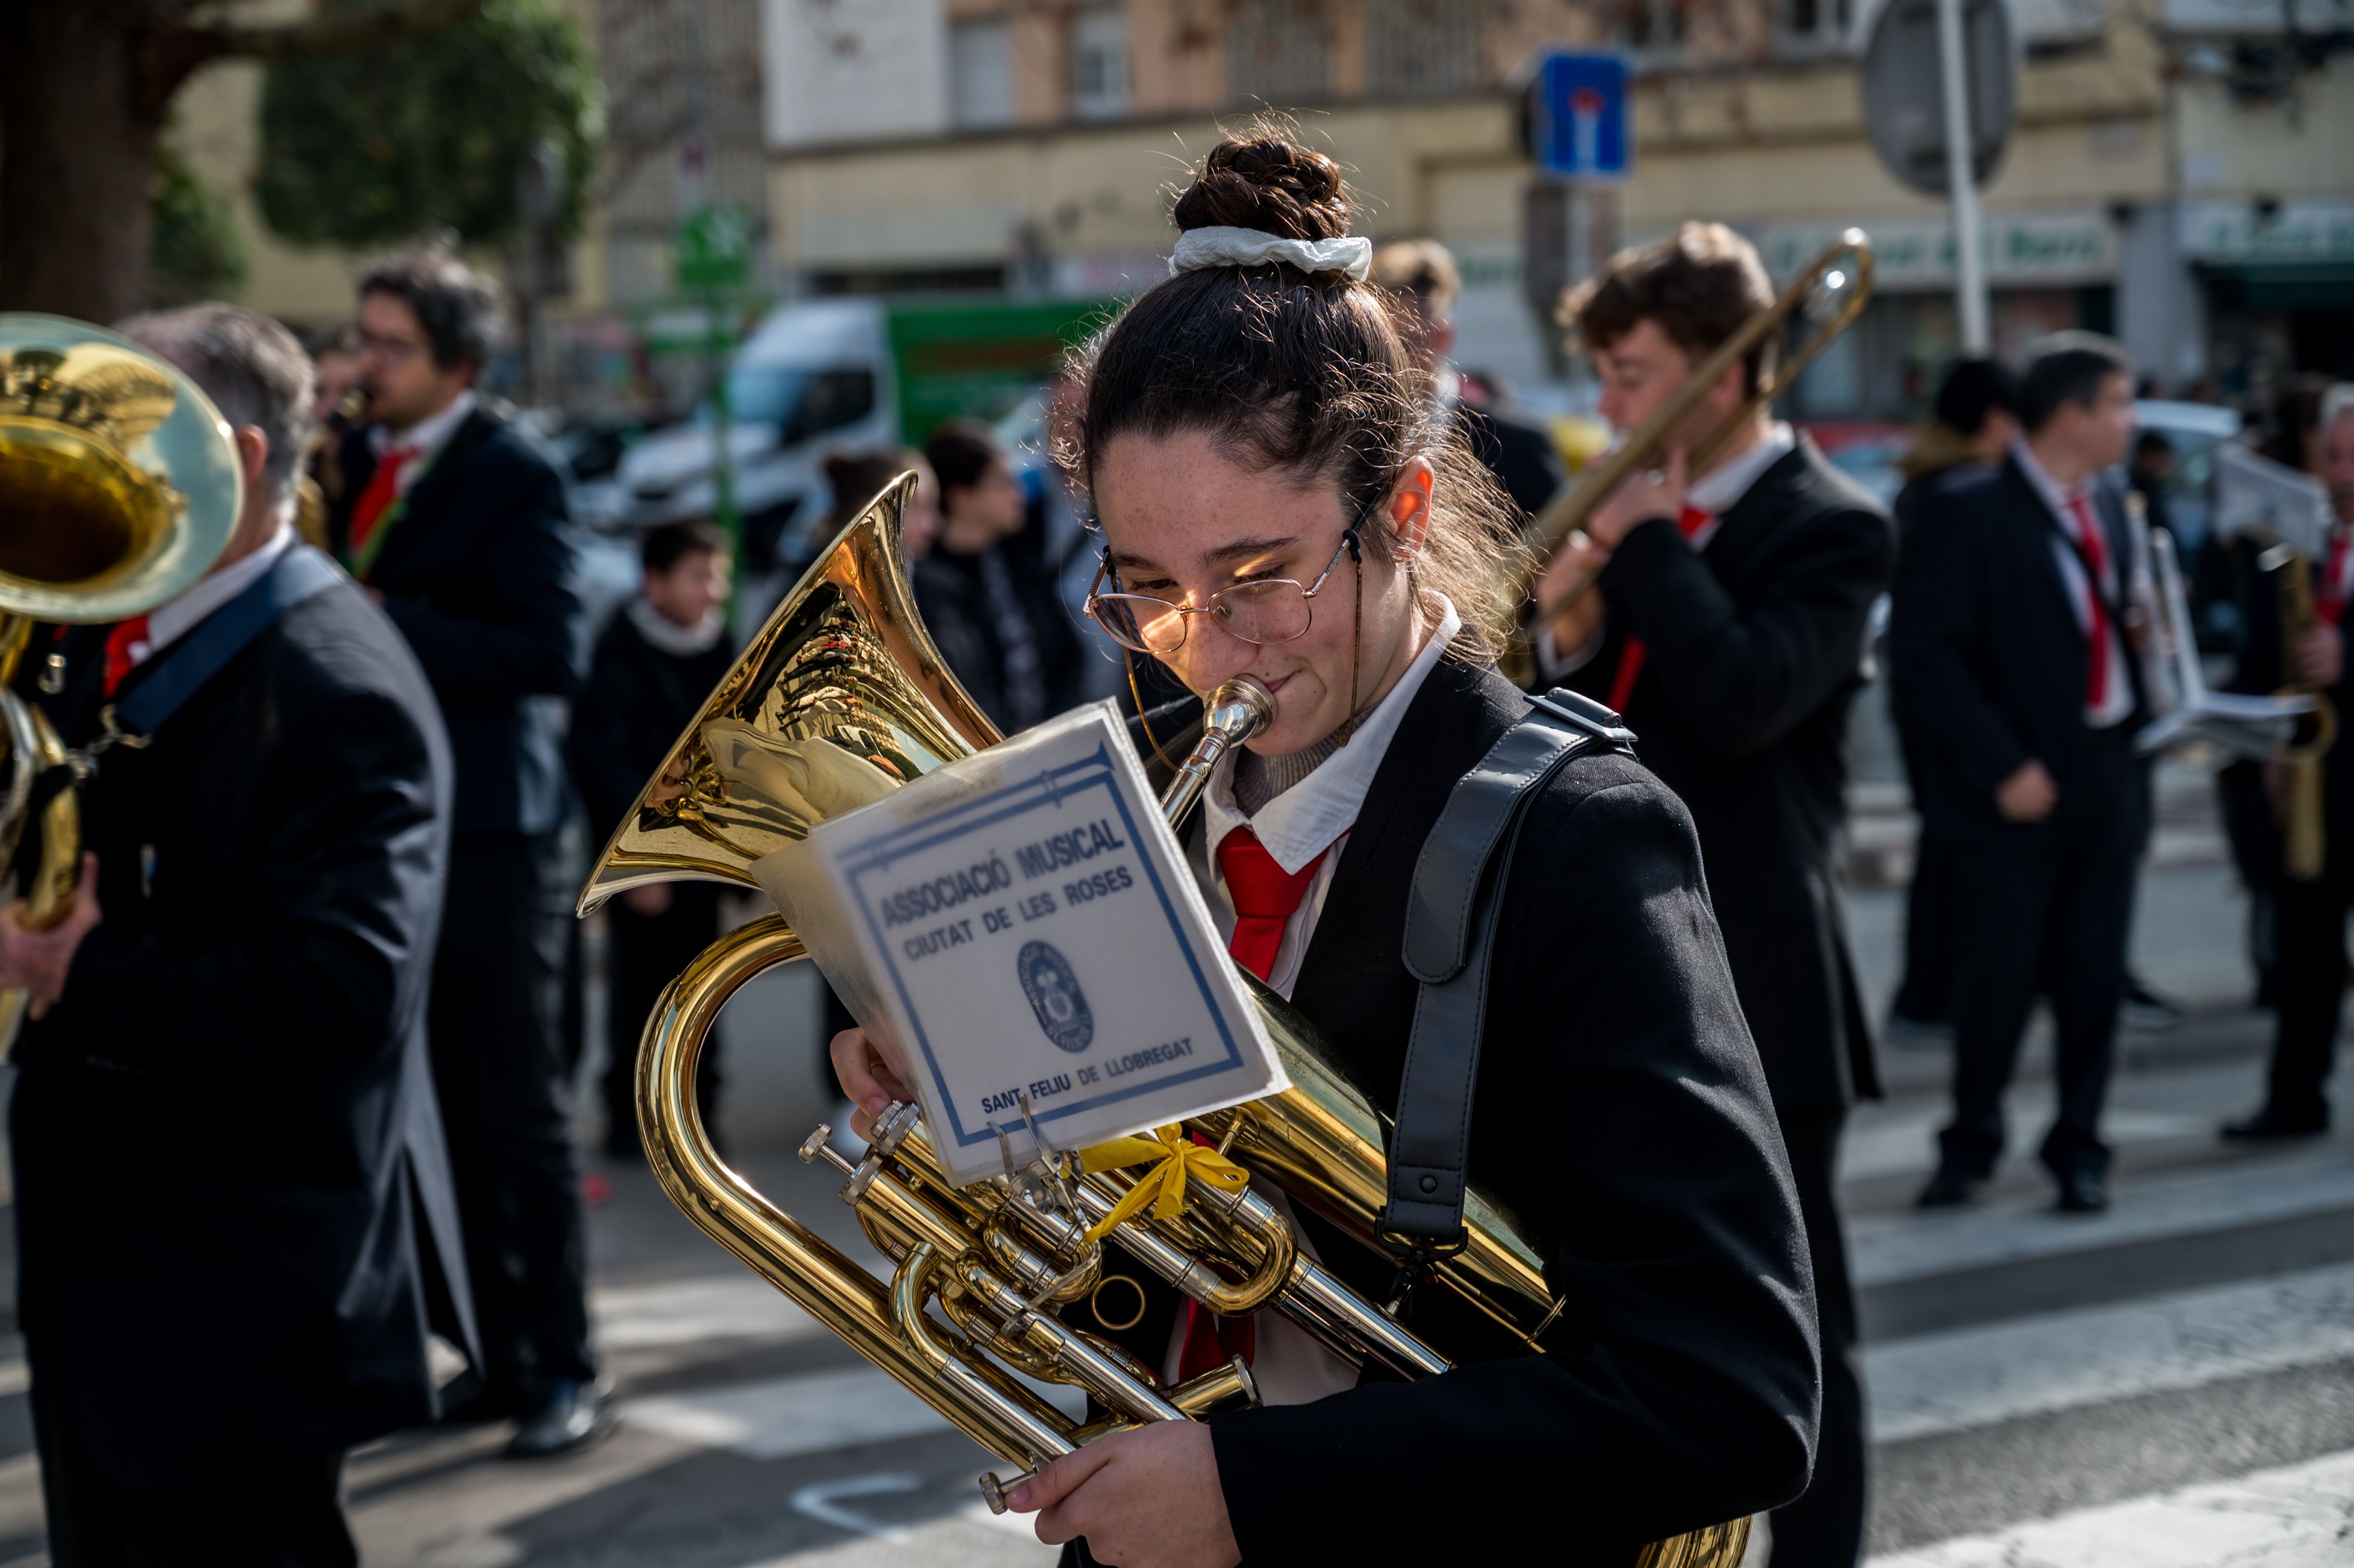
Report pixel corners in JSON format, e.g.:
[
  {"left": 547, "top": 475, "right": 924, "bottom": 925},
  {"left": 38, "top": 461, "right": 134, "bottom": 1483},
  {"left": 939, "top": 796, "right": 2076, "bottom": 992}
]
[{"left": 1084, "top": 502, "right": 1373, "bottom": 656}]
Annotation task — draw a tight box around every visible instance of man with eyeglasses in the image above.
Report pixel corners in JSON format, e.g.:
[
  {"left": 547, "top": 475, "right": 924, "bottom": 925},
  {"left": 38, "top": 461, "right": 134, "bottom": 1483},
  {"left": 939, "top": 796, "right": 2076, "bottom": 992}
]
[{"left": 325, "top": 247, "right": 607, "bottom": 1457}]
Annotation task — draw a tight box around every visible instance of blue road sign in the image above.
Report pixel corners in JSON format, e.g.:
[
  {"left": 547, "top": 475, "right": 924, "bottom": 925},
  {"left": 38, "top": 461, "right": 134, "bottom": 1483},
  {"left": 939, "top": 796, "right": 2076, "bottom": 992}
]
[{"left": 1533, "top": 50, "right": 1631, "bottom": 182}]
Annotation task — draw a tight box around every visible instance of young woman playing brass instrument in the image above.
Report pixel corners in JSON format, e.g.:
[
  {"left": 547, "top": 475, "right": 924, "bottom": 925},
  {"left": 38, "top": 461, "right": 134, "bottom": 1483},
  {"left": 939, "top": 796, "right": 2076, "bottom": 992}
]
[{"left": 830, "top": 134, "right": 1820, "bottom": 1568}]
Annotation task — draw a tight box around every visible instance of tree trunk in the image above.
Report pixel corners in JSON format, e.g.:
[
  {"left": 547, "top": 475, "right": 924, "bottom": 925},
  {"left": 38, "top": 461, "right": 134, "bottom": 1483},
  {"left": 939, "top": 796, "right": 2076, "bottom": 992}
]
[{"left": 0, "top": 3, "right": 189, "bottom": 322}]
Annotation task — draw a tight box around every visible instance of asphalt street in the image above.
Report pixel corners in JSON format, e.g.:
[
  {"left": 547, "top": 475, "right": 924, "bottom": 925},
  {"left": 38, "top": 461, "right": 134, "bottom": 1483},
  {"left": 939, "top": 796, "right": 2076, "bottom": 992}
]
[{"left": 0, "top": 752, "right": 2349, "bottom": 1565}]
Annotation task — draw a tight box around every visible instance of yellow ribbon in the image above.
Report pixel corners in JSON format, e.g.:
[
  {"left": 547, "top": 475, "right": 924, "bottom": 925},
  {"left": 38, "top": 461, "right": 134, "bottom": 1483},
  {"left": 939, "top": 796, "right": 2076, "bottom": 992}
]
[{"left": 1078, "top": 1125, "right": 1250, "bottom": 1242}]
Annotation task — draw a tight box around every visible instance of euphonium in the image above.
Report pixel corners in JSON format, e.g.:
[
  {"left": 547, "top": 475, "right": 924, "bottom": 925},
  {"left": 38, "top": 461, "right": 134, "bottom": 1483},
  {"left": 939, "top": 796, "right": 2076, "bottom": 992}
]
[
  {"left": 0, "top": 315, "right": 243, "bottom": 1043},
  {"left": 580, "top": 475, "right": 1747, "bottom": 1567}
]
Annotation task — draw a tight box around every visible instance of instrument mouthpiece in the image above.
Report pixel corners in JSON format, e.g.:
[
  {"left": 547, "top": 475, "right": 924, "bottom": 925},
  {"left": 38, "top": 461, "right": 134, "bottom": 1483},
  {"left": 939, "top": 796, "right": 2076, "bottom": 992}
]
[{"left": 1158, "top": 676, "right": 1276, "bottom": 827}]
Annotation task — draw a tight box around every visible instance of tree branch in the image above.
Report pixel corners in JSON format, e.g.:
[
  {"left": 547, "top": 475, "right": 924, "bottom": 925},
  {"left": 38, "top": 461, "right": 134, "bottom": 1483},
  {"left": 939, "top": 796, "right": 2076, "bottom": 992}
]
[{"left": 200, "top": 0, "right": 489, "bottom": 64}]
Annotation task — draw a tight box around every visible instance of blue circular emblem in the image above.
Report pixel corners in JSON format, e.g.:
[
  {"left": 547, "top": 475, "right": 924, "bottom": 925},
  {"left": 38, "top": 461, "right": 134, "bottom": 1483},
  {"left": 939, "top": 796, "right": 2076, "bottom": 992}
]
[{"left": 1017, "top": 940, "right": 1094, "bottom": 1053}]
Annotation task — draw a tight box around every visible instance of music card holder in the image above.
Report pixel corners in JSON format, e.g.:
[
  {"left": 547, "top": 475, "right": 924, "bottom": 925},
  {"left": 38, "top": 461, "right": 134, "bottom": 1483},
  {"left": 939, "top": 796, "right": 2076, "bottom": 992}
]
[{"left": 752, "top": 701, "right": 1285, "bottom": 1187}]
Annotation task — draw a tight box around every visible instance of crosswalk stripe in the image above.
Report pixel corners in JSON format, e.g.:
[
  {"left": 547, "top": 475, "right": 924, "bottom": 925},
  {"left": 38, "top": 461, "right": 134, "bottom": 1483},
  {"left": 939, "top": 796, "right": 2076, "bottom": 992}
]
[
  {"left": 624, "top": 1364, "right": 1088, "bottom": 1461},
  {"left": 1839, "top": 1107, "right": 2204, "bottom": 1183},
  {"left": 1851, "top": 1147, "right": 2354, "bottom": 1289},
  {"left": 1864, "top": 1446, "right": 2354, "bottom": 1566},
  {"left": 591, "top": 1275, "right": 822, "bottom": 1350},
  {"left": 1866, "top": 1260, "right": 2354, "bottom": 1442}
]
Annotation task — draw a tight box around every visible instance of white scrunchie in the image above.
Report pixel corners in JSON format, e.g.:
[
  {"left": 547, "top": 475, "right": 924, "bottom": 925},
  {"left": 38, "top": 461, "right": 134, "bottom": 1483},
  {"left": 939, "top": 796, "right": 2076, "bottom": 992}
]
[{"left": 1168, "top": 226, "right": 1373, "bottom": 280}]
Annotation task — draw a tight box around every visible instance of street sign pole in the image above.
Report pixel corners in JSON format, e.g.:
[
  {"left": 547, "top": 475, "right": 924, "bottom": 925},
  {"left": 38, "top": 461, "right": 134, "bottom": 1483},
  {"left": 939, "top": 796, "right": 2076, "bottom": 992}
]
[
  {"left": 1934, "top": 0, "right": 1991, "bottom": 352},
  {"left": 1525, "top": 51, "right": 1631, "bottom": 391}
]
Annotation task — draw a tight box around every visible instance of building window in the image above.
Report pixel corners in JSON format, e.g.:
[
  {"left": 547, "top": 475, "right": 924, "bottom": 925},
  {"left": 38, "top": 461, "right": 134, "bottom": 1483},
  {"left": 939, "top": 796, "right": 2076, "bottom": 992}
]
[
  {"left": 1366, "top": 0, "right": 1481, "bottom": 95},
  {"left": 1071, "top": 6, "right": 1131, "bottom": 119},
  {"left": 1228, "top": 0, "right": 1331, "bottom": 105},
  {"left": 950, "top": 17, "right": 1014, "bottom": 128}
]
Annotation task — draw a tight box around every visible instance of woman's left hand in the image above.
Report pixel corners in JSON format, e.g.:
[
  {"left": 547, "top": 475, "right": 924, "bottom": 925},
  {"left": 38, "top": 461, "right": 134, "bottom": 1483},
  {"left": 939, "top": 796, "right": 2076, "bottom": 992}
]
[{"left": 1010, "top": 1421, "right": 1240, "bottom": 1568}]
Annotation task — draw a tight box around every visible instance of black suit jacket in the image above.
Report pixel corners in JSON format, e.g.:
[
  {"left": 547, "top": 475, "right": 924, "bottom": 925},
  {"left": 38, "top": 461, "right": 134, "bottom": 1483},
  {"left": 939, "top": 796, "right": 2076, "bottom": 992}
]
[
  {"left": 1456, "top": 402, "right": 1566, "bottom": 522},
  {"left": 1147, "top": 657, "right": 1817, "bottom": 1562},
  {"left": 1888, "top": 454, "right": 2151, "bottom": 846},
  {"left": 329, "top": 409, "right": 581, "bottom": 838},
  {"left": 1565, "top": 440, "right": 1894, "bottom": 1108},
  {"left": 2220, "top": 532, "right": 2354, "bottom": 813},
  {"left": 11, "top": 568, "right": 468, "bottom": 1490}
]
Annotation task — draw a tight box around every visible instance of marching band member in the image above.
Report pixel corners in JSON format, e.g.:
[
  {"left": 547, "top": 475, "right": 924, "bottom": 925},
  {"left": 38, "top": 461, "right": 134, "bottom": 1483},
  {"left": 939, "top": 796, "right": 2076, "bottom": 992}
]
[
  {"left": 833, "top": 134, "right": 1819, "bottom": 1568},
  {"left": 1535, "top": 224, "right": 1895, "bottom": 1568}
]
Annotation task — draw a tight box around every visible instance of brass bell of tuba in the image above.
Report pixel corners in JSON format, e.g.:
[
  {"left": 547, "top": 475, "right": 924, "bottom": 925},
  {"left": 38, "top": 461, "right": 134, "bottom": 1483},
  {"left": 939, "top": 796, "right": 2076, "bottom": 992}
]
[
  {"left": 0, "top": 314, "right": 244, "bottom": 1043},
  {"left": 579, "top": 474, "right": 1748, "bottom": 1567}
]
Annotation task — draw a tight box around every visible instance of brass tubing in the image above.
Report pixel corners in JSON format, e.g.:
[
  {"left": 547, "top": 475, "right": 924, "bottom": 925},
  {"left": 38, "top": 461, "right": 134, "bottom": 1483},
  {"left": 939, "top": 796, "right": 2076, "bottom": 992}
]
[
  {"left": 892, "top": 1243, "right": 1082, "bottom": 1464},
  {"left": 637, "top": 917, "right": 1076, "bottom": 1459}
]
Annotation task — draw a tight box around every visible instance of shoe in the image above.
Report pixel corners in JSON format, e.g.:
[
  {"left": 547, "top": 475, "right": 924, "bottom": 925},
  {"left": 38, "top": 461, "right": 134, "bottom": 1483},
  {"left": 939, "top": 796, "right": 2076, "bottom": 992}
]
[
  {"left": 1884, "top": 1011, "right": 1953, "bottom": 1050},
  {"left": 2055, "top": 1170, "right": 2109, "bottom": 1213},
  {"left": 1916, "top": 1166, "right": 1984, "bottom": 1208},
  {"left": 436, "top": 1371, "right": 526, "bottom": 1425},
  {"left": 2220, "top": 1105, "right": 2330, "bottom": 1141},
  {"left": 505, "top": 1378, "right": 618, "bottom": 1458}
]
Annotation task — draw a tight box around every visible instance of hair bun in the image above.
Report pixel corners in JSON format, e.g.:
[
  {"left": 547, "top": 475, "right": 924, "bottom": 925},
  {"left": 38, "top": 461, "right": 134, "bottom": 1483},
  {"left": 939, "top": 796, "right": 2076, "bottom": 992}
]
[{"left": 1172, "top": 136, "right": 1349, "bottom": 243}]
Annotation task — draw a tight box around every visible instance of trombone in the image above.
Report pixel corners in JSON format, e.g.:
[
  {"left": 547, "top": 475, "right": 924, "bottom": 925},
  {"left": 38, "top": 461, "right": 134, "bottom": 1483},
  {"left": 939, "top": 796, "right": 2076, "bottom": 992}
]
[{"left": 1501, "top": 230, "right": 1875, "bottom": 687}]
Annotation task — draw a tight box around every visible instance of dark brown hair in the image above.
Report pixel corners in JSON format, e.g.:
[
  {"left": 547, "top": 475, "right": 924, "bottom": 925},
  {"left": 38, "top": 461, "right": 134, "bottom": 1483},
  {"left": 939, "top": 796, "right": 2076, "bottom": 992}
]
[
  {"left": 1564, "top": 222, "right": 1777, "bottom": 396},
  {"left": 823, "top": 446, "right": 922, "bottom": 529},
  {"left": 1060, "top": 133, "right": 1523, "bottom": 658},
  {"left": 923, "top": 421, "right": 1002, "bottom": 496},
  {"left": 357, "top": 245, "right": 505, "bottom": 372}
]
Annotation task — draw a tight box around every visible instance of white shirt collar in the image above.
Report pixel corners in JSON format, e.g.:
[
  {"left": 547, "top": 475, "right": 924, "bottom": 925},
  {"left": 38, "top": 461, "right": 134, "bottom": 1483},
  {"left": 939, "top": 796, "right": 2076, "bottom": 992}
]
[
  {"left": 1687, "top": 421, "right": 1796, "bottom": 516},
  {"left": 143, "top": 525, "right": 297, "bottom": 659},
  {"left": 2012, "top": 437, "right": 2093, "bottom": 521},
  {"left": 371, "top": 387, "right": 477, "bottom": 462},
  {"left": 1199, "top": 596, "right": 1464, "bottom": 876}
]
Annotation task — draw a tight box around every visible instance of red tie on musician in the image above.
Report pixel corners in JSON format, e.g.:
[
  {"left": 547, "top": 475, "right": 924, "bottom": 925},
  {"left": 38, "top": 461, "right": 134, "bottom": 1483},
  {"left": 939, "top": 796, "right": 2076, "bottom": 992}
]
[
  {"left": 2065, "top": 493, "right": 2111, "bottom": 707},
  {"left": 101, "top": 614, "right": 151, "bottom": 697},
  {"left": 1606, "top": 503, "right": 1715, "bottom": 714}
]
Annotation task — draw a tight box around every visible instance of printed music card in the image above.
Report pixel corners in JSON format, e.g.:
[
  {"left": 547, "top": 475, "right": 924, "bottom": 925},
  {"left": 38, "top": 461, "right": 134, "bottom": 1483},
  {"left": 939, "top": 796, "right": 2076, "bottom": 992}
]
[{"left": 753, "top": 701, "right": 1285, "bottom": 1186}]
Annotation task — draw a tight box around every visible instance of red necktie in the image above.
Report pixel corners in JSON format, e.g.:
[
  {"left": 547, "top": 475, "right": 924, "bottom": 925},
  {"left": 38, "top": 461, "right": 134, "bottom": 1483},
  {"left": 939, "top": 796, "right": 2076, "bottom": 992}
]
[
  {"left": 1215, "top": 825, "right": 1329, "bottom": 983},
  {"left": 1606, "top": 504, "right": 1714, "bottom": 714},
  {"left": 347, "top": 444, "right": 420, "bottom": 559},
  {"left": 2323, "top": 530, "right": 2351, "bottom": 628},
  {"left": 2066, "top": 495, "right": 2111, "bottom": 708},
  {"left": 102, "top": 615, "right": 151, "bottom": 697}
]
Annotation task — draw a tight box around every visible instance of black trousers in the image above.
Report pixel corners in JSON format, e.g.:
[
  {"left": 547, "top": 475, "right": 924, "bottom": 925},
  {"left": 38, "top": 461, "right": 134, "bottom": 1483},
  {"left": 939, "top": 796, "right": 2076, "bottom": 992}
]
[
  {"left": 429, "top": 831, "right": 596, "bottom": 1394},
  {"left": 603, "top": 886, "right": 725, "bottom": 1158},
  {"left": 1891, "top": 828, "right": 1956, "bottom": 1026},
  {"left": 2265, "top": 840, "right": 2353, "bottom": 1123},
  {"left": 29, "top": 1357, "right": 352, "bottom": 1568},
  {"left": 1939, "top": 742, "right": 2148, "bottom": 1180},
  {"left": 1769, "top": 1103, "right": 1863, "bottom": 1568}
]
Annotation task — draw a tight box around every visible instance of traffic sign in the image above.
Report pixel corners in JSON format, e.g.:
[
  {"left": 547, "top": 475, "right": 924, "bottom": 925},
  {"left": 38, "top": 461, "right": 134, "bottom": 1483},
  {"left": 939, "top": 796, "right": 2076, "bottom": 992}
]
[
  {"left": 1529, "top": 51, "right": 1631, "bottom": 183},
  {"left": 1862, "top": 0, "right": 2017, "bottom": 193},
  {"left": 675, "top": 203, "right": 754, "bottom": 294}
]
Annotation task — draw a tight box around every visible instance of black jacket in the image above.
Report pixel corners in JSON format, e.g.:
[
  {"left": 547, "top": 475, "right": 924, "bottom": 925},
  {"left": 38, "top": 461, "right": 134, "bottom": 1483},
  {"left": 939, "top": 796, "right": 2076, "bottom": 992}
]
[
  {"left": 1120, "top": 657, "right": 1818, "bottom": 1563},
  {"left": 1889, "top": 454, "right": 2151, "bottom": 845},
  {"left": 1456, "top": 402, "right": 1565, "bottom": 522},
  {"left": 912, "top": 544, "right": 1088, "bottom": 731},
  {"left": 11, "top": 570, "right": 468, "bottom": 1490},
  {"left": 1564, "top": 439, "right": 1894, "bottom": 1108},
  {"left": 570, "top": 604, "right": 736, "bottom": 845},
  {"left": 329, "top": 408, "right": 582, "bottom": 838}
]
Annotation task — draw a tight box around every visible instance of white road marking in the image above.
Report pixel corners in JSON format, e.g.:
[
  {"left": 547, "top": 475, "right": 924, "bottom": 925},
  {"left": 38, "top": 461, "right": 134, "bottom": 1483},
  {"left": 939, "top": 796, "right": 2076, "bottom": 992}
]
[
  {"left": 624, "top": 1364, "right": 1088, "bottom": 1461},
  {"left": 1866, "top": 1446, "right": 2354, "bottom": 1566},
  {"left": 590, "top": 1275, "right": 821, "bottom": 1350},
  {"left": 1866, "top": 1261, "right": 2354, "bottom": 1442},
  {"left": 1852, "top": 1147, "right": 2354, "bottom": 1289},
  {"left": 790, "top": 1472, "right": 922, "bottom": 1543}
]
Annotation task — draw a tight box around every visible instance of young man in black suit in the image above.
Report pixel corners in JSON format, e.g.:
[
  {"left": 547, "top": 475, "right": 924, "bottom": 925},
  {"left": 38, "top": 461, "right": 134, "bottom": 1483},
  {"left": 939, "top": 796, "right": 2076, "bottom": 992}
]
[
  {"left": 328, "top": 249, "right": 607, "bottom": 1454},
  {"left": 1890, "top": 334, "right": 2151, "bottom": 1213},
  {"left": 1535, "top": 223, "right": 1894, "bottom": 1568},
  {"left": 1371, "top": 238, "right": 1567, "bottom": 522},
  {"left": 0, "top": 305, "right": 467, "bottom": 1565},
  {"left": 2220, "top": 385, "right": 2354, "bottom": 1139}
]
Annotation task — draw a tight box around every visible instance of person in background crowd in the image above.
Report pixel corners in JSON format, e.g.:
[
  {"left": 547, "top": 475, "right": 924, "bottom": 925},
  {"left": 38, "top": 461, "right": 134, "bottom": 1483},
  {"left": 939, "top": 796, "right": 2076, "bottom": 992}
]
[
  {"left": 2, "top": 305, "right": 468, "bottom": 1566},
  {"left": 915, "top": 421, "right": 1086, "bottom": 733},
  {"left": 2128, "top": 429, "right": 2176, "bottom": 539},
  {"left": 571, "top": 521, "right": 738, "bottom": 1161},
  {"left": 1892, "top": 333, "right": 2152, "bottom": 1216},
  {"left": 821, "top": 446, "right": 938, "bottom": 561},
  {"left": 1538, "top": 221, "right": 1891, "bottom": 1568},
  {"left": 1370, "top": 238, "right": 1566, "bottom": 522},
  {"left": 2220, "top": 385, "right": 2354, "bottom": 1140},
  {"left": 305, "top": 321, "right": 365, "bottom": 429},
  {"left": 1886, "top": 358, "right": 2020, "bottom": 1047},
  {"left": 324, "top": 247, "right": 609, "bottom": 1456}
]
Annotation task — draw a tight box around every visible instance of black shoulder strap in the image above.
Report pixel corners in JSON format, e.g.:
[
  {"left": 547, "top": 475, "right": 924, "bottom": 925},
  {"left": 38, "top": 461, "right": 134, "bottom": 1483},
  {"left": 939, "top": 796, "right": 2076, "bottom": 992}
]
[{"left": 1376, "top": 687, "right": 1634, "bottom": 1257}]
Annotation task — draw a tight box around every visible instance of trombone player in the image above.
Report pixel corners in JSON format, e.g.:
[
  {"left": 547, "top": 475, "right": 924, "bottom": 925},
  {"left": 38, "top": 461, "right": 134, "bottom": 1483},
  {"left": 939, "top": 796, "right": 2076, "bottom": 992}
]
[
  {"left": 1532, "top": 224, "right": 1894, "bottom": 1568},
  {"left": 0, "top": 306, "right": 467, "bottom": 1567}
]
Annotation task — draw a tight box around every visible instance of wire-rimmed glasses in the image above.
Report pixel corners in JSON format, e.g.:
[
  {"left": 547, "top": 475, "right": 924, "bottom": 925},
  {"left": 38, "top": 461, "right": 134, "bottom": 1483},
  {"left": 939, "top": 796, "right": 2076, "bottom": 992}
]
[{"left": 1084, "top": 518, "right": 1366, "bottom": 656}]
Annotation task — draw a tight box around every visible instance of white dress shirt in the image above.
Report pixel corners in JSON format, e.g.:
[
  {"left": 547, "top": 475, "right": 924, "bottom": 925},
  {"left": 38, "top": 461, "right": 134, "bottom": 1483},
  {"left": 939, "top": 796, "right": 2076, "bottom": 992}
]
[
  {"left": 2013, "top": 440, "right": 2136, "bottom": 730},
  {"left": 1165, "top": 597, "right": 1462, "bottom": 1408},
  {"left": 370, "top": 387, "right": 478, "bottom": 493},
  {"left": 127, "top": 524, "right": 297, "bottom": 673},
  {"left": 1540, "top": 422, "right": 1799, "bottom": 677}
]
